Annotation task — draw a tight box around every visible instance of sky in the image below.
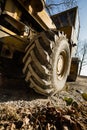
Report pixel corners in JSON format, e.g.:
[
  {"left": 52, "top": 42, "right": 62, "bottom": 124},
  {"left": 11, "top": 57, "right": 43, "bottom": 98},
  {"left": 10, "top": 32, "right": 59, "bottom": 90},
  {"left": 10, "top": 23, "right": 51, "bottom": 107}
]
[
  {"left": 78, "top": 0, "right": 87, "bottom": 41},
  {"left": 78, "top": 0, "right": 87, "bottom": 75}
]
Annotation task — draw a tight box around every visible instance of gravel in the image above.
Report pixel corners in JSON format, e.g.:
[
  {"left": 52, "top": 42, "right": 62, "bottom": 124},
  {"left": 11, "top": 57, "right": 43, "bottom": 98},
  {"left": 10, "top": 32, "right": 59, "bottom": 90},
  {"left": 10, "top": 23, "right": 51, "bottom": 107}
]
[{"left": 0, "top": 76, "right": 87, "bottom": 130}]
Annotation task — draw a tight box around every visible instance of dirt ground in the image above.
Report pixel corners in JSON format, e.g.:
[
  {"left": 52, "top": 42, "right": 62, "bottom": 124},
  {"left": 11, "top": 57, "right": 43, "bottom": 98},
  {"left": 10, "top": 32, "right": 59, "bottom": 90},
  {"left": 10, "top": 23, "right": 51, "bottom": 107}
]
[{"left": 0, "top": 75, "right": 87, "bottom": 130}]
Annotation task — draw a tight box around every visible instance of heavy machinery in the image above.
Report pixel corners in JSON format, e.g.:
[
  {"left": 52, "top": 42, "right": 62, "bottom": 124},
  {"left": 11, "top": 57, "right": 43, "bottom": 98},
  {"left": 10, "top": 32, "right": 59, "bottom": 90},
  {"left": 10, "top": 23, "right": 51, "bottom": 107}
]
[{"left": 0, "top": 0, "right": 80, "bottom": 95}]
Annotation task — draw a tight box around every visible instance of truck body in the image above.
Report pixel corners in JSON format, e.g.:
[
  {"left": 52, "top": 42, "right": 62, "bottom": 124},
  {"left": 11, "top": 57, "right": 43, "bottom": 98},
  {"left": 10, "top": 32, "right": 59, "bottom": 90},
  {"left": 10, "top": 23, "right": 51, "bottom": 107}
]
[{"left": 0, "top": 0, "right": 80, "bottom": 95}]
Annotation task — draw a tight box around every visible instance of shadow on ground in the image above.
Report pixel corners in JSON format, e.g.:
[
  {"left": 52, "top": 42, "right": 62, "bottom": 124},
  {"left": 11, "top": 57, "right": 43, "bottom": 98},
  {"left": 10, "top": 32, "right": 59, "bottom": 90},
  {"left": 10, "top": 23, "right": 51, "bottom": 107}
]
[{"left": 0, "top": 75, "right": 47, "bottom": 102}]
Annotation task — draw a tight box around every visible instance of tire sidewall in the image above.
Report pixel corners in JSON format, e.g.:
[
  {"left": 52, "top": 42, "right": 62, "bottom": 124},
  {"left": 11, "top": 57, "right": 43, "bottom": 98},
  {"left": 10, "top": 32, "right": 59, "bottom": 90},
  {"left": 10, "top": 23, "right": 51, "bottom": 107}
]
[{"left": 52, "top": 37, "right": 70, "bottom": 91}]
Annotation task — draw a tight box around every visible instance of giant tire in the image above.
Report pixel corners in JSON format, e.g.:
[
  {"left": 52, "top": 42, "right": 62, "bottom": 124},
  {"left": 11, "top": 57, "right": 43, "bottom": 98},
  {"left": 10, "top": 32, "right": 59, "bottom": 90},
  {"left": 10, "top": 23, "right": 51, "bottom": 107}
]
[{"left": 23, "top": 31, "right": 70, "bottom": 95}]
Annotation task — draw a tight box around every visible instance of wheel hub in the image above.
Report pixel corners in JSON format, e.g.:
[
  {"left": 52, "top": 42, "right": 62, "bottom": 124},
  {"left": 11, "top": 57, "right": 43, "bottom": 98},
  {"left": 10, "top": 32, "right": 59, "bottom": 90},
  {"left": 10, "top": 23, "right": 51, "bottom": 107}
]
[
  {"left": 57, "top": 55, "right": 64, "bottom": 75},
  {"left": 56, "top": 50, "right": 67, "bottom": 80}
]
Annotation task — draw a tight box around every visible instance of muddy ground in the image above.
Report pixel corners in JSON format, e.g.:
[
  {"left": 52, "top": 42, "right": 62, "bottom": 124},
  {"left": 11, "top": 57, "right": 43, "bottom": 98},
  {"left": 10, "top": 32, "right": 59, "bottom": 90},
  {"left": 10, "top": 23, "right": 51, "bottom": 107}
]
[{"left": 0, "top": 75, "right": 87, "bottom": 130}]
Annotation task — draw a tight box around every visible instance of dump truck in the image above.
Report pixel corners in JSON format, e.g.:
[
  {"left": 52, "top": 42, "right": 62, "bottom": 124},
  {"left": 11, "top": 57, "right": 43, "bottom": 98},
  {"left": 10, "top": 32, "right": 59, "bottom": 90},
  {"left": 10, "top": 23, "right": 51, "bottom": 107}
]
[{"left": 0, "top": 0, "right": 80, "bottom": 95}]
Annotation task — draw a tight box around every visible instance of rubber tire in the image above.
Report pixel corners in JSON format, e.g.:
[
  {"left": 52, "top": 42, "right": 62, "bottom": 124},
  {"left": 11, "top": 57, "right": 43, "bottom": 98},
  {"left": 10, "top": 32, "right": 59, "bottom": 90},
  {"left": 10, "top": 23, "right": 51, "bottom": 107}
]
[
  {"left": 67, "top": 57, "right": 79, "bottom": 82},
  {"left": 23, "top": 31, "right": 70, "bottom": 95}
]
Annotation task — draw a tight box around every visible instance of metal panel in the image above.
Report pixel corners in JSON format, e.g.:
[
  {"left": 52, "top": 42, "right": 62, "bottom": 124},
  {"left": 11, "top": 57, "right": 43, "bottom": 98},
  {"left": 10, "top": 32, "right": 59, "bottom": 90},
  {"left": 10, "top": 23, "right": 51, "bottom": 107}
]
[{"left": 51, "top": 7, "right": 78, "bottom": 29}]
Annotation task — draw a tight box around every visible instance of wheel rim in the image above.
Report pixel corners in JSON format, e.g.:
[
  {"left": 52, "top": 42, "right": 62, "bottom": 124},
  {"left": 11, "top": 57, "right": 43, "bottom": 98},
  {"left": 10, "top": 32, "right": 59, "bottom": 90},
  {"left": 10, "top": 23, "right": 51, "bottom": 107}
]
[{"left": 57, "top": 50, "right": 67, "bottom": 80}]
